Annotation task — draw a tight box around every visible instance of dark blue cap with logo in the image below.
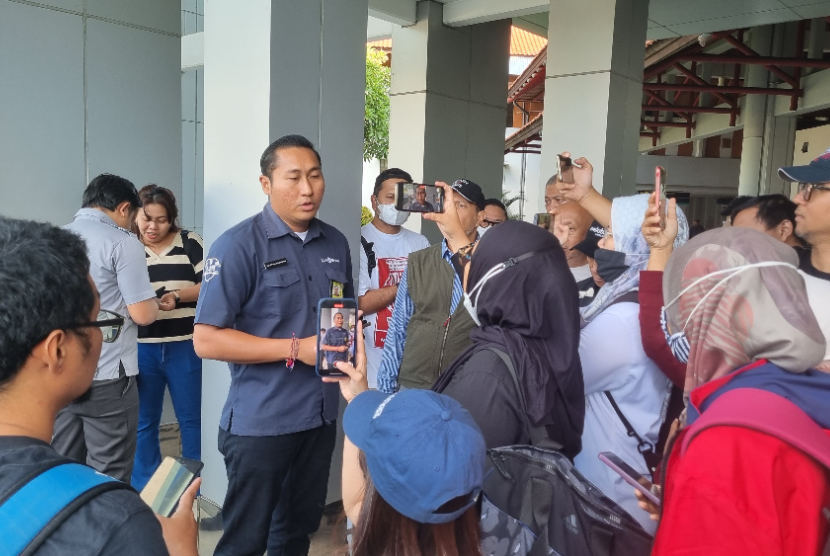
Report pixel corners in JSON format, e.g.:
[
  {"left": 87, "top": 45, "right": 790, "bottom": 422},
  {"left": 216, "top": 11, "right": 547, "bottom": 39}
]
[
  {"left": 572, "top": 220, "right": 606, "bottom": 258},
  {"left": 343, "top": 389, "right": 486, "bottom": 524},
  {"left": 451, "top": 179, "right": 487, "bottom": 211},
  {"left": 779, "top": 146, "right": 830, "bottom": 184}
]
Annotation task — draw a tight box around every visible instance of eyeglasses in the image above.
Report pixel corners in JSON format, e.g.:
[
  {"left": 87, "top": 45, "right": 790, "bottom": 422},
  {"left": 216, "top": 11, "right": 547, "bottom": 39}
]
[
  {"left": 481, "top": 219, "right": 504, "bottom": 228},
  {"left": 64, "top": 310, "right": 126, "bottom": 343},
  {"left": 798, "top": 183, "right": 830, "bottom": 202}
]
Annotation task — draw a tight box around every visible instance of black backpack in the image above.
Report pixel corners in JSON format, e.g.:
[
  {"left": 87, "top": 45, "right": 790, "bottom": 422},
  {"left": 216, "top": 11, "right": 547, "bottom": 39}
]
[
  {"left": 361, "top": 236, "right": 376, "bottom": 278},
  {"left": 480, "top": 348, "right": 654, "bottom": 556}
]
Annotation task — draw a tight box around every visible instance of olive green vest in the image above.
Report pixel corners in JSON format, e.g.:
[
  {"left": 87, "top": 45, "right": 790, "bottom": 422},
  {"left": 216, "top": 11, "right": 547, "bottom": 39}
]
[{"left": 398, "top": 243, "right": 475, "bottom": 389}]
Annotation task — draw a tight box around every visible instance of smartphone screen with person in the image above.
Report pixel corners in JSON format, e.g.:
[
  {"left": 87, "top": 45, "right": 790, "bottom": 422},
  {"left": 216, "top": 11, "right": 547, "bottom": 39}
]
[
  {"left": 140, "top": 456, "right": 203, "bottom": 517},
  {"left": 655, "top": 166, "right": 667, "bottom": 230},
  {"left": 317, "top": 298, "right": 358, "bottom": 377},
  {"left": 534, "top": 213, "right": 552, "bottom": 230},
  {"left": 395, "top": 182, "right": 445, "bottom": 213},
  {"left": 598, "top": 452, "right": 660, "bottom": 505},
  {"left": 556, "top": 155, "right": 573, "bottom": 183}
]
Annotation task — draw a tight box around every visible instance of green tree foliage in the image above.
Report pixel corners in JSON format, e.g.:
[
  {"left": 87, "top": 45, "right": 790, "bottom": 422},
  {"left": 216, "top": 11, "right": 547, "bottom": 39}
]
[
  {"left": 364, "top": 48, "right": 391, "bottom": 162},
  {"left": 361, "top": 206, "right": 374, "bottom": 226}
]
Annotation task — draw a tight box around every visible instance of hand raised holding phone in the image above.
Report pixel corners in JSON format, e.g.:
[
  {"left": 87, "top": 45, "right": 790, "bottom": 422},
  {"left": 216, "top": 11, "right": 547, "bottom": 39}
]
[
  {"left": 322, "top": 312, "right": 368, "bottom": 403},
  {"left": 556, "top": 152, "right": 595, "bottom": 203}
]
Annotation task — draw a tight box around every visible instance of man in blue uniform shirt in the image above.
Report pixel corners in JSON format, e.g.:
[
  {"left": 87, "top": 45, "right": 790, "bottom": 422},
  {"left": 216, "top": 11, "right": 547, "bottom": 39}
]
[
  {"left": 193, "top": 134, "right": 353, "bottom": 556},
  {"left": 321, "top": 312, "right": 351, "bottom": 367}
]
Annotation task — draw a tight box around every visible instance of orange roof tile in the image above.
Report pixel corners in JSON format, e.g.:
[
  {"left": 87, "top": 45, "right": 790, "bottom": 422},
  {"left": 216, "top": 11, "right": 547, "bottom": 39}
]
[
  {"left": 366, "top": 26, "right": 546, "bottom": 57},
  {"left": 510, "top": 26, "right": 547, "bottom": 57},
  {"left": 367, "top": 38, "right": 391, "bottom": 50}
]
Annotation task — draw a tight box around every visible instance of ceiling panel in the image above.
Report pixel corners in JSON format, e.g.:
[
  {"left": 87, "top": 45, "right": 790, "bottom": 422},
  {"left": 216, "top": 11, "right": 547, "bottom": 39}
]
[
  {"left": 665, "top": 7, "right": 802, "bottom": 35},
  {"left": 648, "top": 0, "right": 791, "bottom": 26},
  {"left": 779, "top": 0, "right": 830, "bottom": 7},
  {"left": 790, "top": 2, "right": 830, "bottom": 17}
]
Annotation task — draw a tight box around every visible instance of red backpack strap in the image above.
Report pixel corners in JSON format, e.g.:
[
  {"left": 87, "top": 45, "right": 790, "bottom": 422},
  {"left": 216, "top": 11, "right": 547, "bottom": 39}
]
[{"left": 682, "top": 387, "right": 830, "bottom": 470}]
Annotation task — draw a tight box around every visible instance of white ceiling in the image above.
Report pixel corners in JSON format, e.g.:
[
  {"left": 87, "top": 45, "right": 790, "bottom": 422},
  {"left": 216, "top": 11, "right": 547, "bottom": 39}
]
[{"left": 368, "top": 0, "right": 830, "bottom": 39}]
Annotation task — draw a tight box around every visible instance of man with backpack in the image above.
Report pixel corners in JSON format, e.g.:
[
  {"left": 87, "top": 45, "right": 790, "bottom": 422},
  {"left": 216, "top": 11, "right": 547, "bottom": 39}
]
[
  {"left": 0, "top": 216, "right": 198, "bottom": 556},
  {"left": 358, "top": 168, "right": 429, "bottom": 388}
]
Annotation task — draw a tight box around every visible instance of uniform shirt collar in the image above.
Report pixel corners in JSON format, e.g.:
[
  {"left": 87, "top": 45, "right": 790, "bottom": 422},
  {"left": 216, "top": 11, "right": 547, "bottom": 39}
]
[
  {"left": 74, "top": 208, "right": 133, "bottom": 234},
  {"left": 261, "top": 203, "right": 325, "bottom": 241}
]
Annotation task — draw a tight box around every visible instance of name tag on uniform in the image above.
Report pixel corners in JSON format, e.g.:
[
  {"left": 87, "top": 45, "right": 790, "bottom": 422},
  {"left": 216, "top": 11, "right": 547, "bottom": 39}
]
[
  {"left": 331, "top": 281, "right": 344, "bottom": 298},
  {"left": 263, "top": 258, "right": 288, "bottom": 270}
]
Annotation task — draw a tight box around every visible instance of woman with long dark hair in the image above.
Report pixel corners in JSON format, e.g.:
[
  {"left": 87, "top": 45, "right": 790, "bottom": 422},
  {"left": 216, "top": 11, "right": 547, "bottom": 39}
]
[
  {"left": 324, "top": 320, "right": 487, "bottom": 556},
  {"left": 131, "top": 185, "right": 204, "bottom": 490}
]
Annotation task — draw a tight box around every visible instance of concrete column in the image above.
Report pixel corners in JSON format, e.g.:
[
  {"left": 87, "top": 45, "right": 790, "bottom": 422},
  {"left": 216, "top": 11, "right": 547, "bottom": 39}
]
[
  {"left": 202, "top": 0, "right": 367, "bottom": 505},
  {"left": 738, "top": 26, "right": 773, "bottom": 196},
  {"left": 388, "top": 1, "right": 510, "bottom": 242},
  {"left": 808, "top": 19, "right": 826, "bottom": 65},
  {"left": 538, "top": 0, "right": 648, "bottom": 201},
  {"left": 0, "top": 0, "right": 181, "bottom": 224},
  {"left": 759, "top": 24, "right": 795, "bottom": 195}
]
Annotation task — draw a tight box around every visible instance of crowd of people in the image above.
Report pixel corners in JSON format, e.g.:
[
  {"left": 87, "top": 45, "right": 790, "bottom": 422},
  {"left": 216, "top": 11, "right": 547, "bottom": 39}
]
[{"left": 0, "top": 132, "right": 828, "bottom": 556}]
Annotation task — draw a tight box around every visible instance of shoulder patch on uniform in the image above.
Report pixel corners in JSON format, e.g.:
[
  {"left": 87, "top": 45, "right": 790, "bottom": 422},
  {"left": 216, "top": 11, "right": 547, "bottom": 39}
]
[{"left": 204, "top": 258, "right": 221, "bottom": 282}]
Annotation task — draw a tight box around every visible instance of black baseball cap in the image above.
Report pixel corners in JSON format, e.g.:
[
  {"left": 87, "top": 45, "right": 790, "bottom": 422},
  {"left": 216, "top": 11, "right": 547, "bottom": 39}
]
[
  {"left": 778, "top": 146, "right": 830, "bottom": 184},
  {"left": 451, "top": 180, "right": 487, "bottom": 211},
  {"left": 572, "top": 220, "right": 605, "bottom": 258}
]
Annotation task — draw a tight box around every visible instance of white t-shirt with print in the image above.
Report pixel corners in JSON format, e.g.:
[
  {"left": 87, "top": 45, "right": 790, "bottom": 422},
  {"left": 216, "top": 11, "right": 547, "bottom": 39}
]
[
  {"left": 359, "top": 222, "right": 430, "bottom": 388},
  {"left": 800, "top": 271, "right": 830, "bottom": 361}
]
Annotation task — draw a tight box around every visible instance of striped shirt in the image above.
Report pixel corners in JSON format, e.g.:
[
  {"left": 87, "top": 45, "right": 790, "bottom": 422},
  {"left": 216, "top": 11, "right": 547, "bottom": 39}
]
[
  {"left": 138, "top": 230, "right": 204, "bottom": 343},
  {"left": 376, "top": 240, "right": 464, "bottom": 394}
]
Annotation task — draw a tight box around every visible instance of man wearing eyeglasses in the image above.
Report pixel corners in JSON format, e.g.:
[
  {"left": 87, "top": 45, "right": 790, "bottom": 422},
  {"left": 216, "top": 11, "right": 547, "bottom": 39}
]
[
  {"left": 779, "top": 148, "right": 830, "bottom": 371},
  {"left": 0, "top": 217, "right": 198, "bottom": 556},
  {"left": 477, "top": 198, "right": 508, "bottom": 237},
  {"left": 55, "top": 174, "right": 158, "bottom": 483}
]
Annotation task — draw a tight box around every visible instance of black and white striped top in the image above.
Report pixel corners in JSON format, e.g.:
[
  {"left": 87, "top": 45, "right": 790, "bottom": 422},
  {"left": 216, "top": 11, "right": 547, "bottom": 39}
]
[{"left": 138, "top": 230, "right": 204, "bottom": 343}]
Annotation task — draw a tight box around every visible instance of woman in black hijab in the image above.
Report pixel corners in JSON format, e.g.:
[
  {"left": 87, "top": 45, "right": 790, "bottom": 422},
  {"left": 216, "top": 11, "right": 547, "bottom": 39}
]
[{"left": 433, "top": 220, "right": 585, "bottom": 459}]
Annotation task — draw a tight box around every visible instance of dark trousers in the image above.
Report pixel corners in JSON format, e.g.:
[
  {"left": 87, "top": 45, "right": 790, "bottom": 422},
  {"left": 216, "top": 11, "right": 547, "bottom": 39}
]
[
  {"left": 52, "top": 371, "right": 139, "bottom": 483},
  {"left": 215, "top": 423, "right": 337, "bottom": 556}
]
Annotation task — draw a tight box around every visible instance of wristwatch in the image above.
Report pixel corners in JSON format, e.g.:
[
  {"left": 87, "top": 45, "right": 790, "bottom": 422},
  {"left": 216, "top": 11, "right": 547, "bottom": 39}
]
[{"left": 173, "top": 291, "right": 181, "bottom": 308}]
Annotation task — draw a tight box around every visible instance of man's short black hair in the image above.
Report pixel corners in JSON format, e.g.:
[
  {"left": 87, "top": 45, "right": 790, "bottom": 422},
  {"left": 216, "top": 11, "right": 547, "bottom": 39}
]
[
  {"left": 0, "top": 217, "right": 96, "bottom": 389},
  {"left": 373, "top": 168, "right": 412, "bottom": 198},
  {"left": 483, "top": 198, "right": 508, "bottom": 218},
  {"left": 260, "top": 134, "right": 322, "bottom": 177},
  {"left": 81, "top": 174, "right": 141, "bottom": 211},
  {"left": 722, "top": 194, "right": 797, "bottom": 230}
]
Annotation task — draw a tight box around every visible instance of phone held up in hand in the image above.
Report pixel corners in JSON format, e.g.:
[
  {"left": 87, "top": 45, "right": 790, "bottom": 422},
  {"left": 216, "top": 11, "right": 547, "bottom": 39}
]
[
  {"left": 556, "top": 155, "right": 572, "bottom": 183},
  {"left": 598, "top": 451, "right": 660, "bottom": 506},
  {"left": 395, "top": 182, "right": 446, "bottom": 213},
  {"left": 140, "top": 456, "right": 203, "bottom": 517},
  {"left": 316, "top": 298, "right": 358, "bottom": 378},
  {"left": 655, "top": 166, "right": 668, "bottom": 230},
  {"left": 534, "top": 213, "right": 552, "bottom": 230}
]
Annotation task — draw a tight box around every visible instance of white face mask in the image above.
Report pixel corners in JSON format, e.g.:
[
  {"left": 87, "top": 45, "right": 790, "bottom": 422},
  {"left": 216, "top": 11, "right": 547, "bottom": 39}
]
[
  {"left": 463, "top": 247, "right": 551, "bottom": 326},
  {"left": 662, "top": 261, "right": 799, "bottom": 334},
  {"left": 377, "top": 203, "right": 409, "bottom": 227},
  {"left": 477, "top": 226, "right": 489, "bottom": 237}
]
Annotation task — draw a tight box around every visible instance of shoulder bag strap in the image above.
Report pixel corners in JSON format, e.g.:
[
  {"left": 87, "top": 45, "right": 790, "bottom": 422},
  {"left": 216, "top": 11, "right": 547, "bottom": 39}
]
[
  {"left": 0, "top": 463, "right": 133, "bottom": 556},
  {"left": 603, "top": 390, "right": 661, "bottom": 473},
  {"left": 484, "top": 347, "right": 561, "bottom": 450},
  {"left": 360, "top": 236, "right": 376, "bottom": 279}
]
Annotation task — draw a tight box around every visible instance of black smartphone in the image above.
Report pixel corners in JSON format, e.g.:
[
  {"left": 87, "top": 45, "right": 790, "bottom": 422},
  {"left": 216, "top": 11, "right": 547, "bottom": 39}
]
[
  {"left": 598, "top": 452, "right": 660, "bottom": 505},
  {"left": 317, "top": 298, "right": 358, "bottom": 377},
  {"left": 394, "top": 182, "right": 445, "bottom": 213},
  {"left": 155, "top": 287, "right": 167, "bottom": 298},
  {"left": 139, "top": 456, "right": 203, "bottom": 517}
]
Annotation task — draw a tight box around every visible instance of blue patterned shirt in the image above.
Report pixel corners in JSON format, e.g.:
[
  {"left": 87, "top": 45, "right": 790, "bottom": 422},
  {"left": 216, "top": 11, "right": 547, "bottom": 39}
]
[{"left": 376, "top": 240, "right": 464, "bottom": 394}]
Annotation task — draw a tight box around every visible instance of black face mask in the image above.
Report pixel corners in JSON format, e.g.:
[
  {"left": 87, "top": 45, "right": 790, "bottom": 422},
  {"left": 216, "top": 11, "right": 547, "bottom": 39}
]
[{"left": 593, "top": 248, "right": 629, "bottom": 283}]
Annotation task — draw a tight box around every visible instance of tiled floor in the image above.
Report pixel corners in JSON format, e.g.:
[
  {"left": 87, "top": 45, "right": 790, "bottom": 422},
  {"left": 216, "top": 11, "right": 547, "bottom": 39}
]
[{"left": 160, "top": 424, "right": 348, "bottom": 556}]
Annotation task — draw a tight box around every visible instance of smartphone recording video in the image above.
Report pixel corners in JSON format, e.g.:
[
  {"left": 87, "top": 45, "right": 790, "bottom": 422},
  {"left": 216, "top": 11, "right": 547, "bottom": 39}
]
[
  {"left": 534, "top": 213, "right": 552, "bottom": 230},
  {"left": 317, "top": 298, "right": 358, "bottom": 377},
  {"left": 556, "top": 155, "right": 573, "bottom": 183},
  {"left": 395, "top": 182, "right": 445, "bottom": 213},
  {"left": 140, "top": 456, "right": 203, "bottom": 517},
  {"left": 655, "top": 166, "right": 668, "bottom": 230},
  {"left": 598, "top": 452, "right": 660, "bottom": 506}
]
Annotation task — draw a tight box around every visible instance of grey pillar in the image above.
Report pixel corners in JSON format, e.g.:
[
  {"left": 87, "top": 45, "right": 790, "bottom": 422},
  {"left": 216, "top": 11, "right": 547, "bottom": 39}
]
[
  {"left": 202, "top": 0, "right": 367, "bottom": 506},
  {"left": 0, "top": 1, "right": 181, "bottom": 224},
  {"left": 388, "top": 1, "right": 510, "bottom": 242},
  {"left": 808, "top": 18, "right": 826, "bottom": 66},
  {"left": 738, "top": 26, "right": 773, "bottom": 196},
  {"left": 759, "top": 24, "right": 795, "bottom": 195},
  {"left": 539, "top": 0, "right": 648, "bottom": 199}
]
